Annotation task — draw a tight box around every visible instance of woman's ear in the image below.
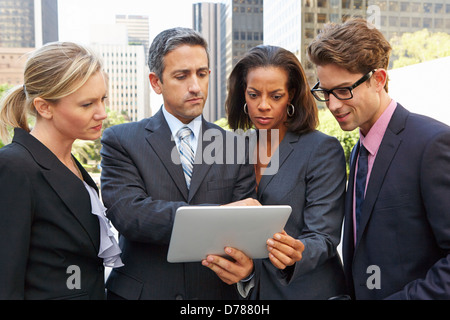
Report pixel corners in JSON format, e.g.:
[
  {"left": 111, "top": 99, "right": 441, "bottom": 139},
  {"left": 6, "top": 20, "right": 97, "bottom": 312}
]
[{"left": 33, "top": 97, "right": 53, "bottom": 120}]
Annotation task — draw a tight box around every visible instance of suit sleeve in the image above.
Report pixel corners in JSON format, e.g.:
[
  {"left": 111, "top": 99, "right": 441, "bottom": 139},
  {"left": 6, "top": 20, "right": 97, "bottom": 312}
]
[
  {"left": 229, "top": 133, "right": 257, "bottom": 202},
  {"left": 387, "top": 130, "right": 450, "bottom": 299},
  {"left": 281, "top": 135, "right": 346, "bottom": 283},
  {"left": 0, "top": 154, "right": 33, "bottom": 299},
  {"left": 100, "top": 127, "right": 188, "bottom": 245}
]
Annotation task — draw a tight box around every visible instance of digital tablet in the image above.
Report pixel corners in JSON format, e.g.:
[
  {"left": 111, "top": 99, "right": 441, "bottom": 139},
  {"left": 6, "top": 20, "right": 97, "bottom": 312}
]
[{"left": 167, "top": 205, "right": 292, "bottom": 263}]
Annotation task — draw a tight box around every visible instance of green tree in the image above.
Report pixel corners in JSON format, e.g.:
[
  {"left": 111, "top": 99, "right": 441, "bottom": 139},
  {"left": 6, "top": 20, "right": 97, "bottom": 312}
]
[
  {"left": 391, "top": 29, "right": 450, "bottom": 69},
  {"left": 214, "top": 117, "right": 231, "bottom": 131},
  {"left": 0, "top": 84, "right": 11, "bottom": 96}
]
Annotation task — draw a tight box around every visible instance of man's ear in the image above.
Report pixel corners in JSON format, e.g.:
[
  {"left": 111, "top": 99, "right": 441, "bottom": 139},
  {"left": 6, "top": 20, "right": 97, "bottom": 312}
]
[
  {"left": 373, "top": 69, "right": 388, "bottom": 92},
  {"left": 33, "top": 98, "right": 53, "bottom": 120},
  {"left": 149, "top": 72, "right": 162, "bottom": 95}
]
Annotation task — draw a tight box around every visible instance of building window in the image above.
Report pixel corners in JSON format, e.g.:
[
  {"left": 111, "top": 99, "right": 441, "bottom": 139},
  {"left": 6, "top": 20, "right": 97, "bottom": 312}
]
[
  {"left": 354, "top": 0, "right": 363, "bottom": 10},
  {"left": 389, "top": 16, "right": 398, "bottom": 27},
  {"left": 423, "top": 3, "right": 432, "bottom": 13},
  {"left": 400, "top": 17, "right": 410, "bottom": 27},
  {"left": 317, "top": 13, "right": 327, "bottom": 24},
  {"left": 305, "top": 13, "right": 314, "bottom": 23},
  {"left": 411, "top": 2, "right": 421, "bottom": 12},
  {"left": 305, "top": 28, "right": 314, "bottom": 39},
  {"left": 342, "top": 0, "right": 351, "bottom": 9},
  {"left": 318, "top": 0, "right": 328, "bottom": 8},
  {"left": 400, "top": 2, "right": 410, "bottom": 12},
  {"left": 389, "top": 1, "right": 399, "bottom": 11}
]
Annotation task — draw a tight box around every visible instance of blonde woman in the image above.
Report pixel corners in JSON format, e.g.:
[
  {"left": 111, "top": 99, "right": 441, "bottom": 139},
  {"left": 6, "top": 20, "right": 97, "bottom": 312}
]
[{"left": 0, "top": 42, "right": 122, "bottom": 300}]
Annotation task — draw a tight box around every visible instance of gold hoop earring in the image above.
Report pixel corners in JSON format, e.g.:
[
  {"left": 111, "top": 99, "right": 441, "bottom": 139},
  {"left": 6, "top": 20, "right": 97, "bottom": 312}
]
[
  {"left": 244, "top": 103, "right": 248, "bottom": 115},
  {"left": 287, "top": 104, "right": 295, "bottom": 117}
]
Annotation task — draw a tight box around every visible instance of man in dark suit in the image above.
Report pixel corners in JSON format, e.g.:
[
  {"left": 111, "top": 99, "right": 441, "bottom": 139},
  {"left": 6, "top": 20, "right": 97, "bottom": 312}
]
[
  {"left": 308, "top": 18, "right": 450, "bottom": 299},
  {"left": 100, "top": 28, "right": 257, "bottom": 300}
]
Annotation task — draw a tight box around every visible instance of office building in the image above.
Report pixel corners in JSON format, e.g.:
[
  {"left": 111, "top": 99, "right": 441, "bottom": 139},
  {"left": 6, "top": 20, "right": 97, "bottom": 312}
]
[
  {"left": 193, "top": 0, "right": 264, "bottom": 122},
  {"left": 264, "top": 0, "right": 450, "bottom": 86},
  {"left": 226, "top": 0, "right": 264, "bottom": 74},
  {"left": 193, "top": 2, "right": 227, "bottom": 122},
  {"left": 0, "top": 0, "right": 58, "bottom": 48},
  {"left": 116, "top": 14, "right": 150, "bottom": 63},
  {"left": 0, "top": 0, "right": 57, "bottom": 86},
  {"left": 0, "top": 47, "right": 33, "bottom": 85},
  {"left": 93, "top": 44, "right": 151, "bottom": 122}
]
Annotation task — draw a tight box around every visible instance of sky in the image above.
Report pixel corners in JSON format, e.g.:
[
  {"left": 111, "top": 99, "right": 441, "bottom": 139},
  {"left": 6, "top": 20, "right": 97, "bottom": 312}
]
[{"left": 58, "top": 0, "right": 222, "bottom": 44}]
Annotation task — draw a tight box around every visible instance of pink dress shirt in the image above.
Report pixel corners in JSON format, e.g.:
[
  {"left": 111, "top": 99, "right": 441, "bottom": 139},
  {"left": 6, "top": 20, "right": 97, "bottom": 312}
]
[{"left": 353, "top": 99, "right": 397, "bottom": 245}]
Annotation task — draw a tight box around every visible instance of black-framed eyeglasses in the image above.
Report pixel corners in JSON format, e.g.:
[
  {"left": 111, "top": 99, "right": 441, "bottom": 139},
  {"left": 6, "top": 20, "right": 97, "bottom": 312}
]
[{"left": 311, "top": 70, "right": 375, "bottom": 102}]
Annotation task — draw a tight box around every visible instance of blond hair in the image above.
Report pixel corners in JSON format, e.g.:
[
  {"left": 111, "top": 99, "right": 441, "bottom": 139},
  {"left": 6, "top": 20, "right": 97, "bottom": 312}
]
[{"left": 0, "top": 42, "right": 103, "bottom": 142}]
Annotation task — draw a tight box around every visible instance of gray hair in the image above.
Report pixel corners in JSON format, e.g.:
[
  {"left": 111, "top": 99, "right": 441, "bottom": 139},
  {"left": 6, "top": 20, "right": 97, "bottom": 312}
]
[{"left": 148, "top": 27, "right": 209, "bottom": 82}]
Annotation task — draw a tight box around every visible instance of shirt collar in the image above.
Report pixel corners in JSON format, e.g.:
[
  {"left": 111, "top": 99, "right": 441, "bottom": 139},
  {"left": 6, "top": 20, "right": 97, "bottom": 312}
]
[
  {"left": 162, "top": 105, "right": 202, "bottom": 141},
  {"left": 360, "top": 99, "right": 397, "bottom": 156}
]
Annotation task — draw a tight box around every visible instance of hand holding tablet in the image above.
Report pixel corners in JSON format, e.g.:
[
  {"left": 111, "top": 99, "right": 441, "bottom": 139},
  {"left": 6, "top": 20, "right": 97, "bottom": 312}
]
[{"left": 167, "top": 205, "right": 292, "bottom": 263}]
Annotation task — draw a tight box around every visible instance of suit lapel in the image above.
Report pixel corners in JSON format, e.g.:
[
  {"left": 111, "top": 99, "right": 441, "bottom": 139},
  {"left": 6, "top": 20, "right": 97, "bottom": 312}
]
[
  {"left": 257, "top": 131, "right": 298, "bottom": 198},
  {"left": 41, "top": 163, "right": 100, "bottom": 253},
  {"left": 355, "top": 104, "right": 408, "bottom": 247},
  {"left": 145, "top": 110, "right": 189, "bottom": 201},
  {"left": 13, "top": 129, "right": 100, "bottom": 253},
  {"left": 188, "top": 119, "right": 216, "bottom": 202}
]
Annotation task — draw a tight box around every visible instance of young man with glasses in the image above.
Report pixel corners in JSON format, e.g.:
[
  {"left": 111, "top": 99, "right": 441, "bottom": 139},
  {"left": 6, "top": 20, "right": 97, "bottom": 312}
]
[{"left": 308, "top": 18, "right": 450, "bottom": 300}]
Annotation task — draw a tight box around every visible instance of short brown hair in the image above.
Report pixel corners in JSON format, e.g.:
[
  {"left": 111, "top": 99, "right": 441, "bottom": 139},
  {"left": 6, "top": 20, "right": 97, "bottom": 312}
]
[
  {"left": 226, "top": 45, "right": 318, "bottom": 134},
  {"left": 307, "top": 18, "right": 392, "bottom": 90}
]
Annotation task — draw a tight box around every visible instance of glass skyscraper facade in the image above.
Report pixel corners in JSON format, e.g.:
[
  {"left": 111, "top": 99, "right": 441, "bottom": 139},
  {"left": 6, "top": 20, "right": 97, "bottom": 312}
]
[{"left": 0, "top": 0, "right": 58, "bottom": 48}]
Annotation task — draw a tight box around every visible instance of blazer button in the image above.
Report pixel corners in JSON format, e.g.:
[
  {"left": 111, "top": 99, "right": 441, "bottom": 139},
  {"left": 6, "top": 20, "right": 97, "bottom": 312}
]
[{"left": 175, "top": 294, "right": 184, "bottom": 300}]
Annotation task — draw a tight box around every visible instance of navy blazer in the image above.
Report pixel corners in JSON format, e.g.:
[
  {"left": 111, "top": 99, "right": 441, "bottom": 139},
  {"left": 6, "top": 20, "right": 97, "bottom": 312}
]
[
  {"left": 343, "top": 104, "right": 450, "bottom": 299},
  {"left": 0, "top": 128, "right": 105, "bottom": 300},
  {"left": 100, "top": 109, "right": 256, "bottom": 300},
  {"left": 251, "top": 130, "right": 348, "bottom": 300}
]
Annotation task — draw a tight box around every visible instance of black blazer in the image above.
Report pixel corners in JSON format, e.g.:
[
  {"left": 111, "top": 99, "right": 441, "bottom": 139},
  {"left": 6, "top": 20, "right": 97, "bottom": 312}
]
[
  {"left": 100, "top": 109, "right": 256, "bottom": 300},
  {"left": 0, "top": 128, "right": 105, "bottom": 299},
  {"left": 343, "top": 104, "right": 450, "bottom": 299}
]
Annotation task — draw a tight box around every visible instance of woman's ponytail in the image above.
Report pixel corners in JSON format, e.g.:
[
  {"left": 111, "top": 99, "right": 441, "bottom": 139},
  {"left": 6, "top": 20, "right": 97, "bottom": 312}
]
[{"left": 0, "top": 85, "right": 34, "bottom": 143}]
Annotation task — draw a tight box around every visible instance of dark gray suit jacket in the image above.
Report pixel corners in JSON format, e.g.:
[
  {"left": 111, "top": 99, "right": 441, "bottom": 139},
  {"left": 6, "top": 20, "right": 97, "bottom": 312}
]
[
  {"left": 0, "top": 128, "right": 105, "bottom": 300},
  {"left": 251, "top": 130, "right": 348, "bottom": 299},
  {"left": 100, "top": 109, "right": 256, "bottom": 300},
  {"left": 343, "top": 104, "right": 450, "bottom": 299}
]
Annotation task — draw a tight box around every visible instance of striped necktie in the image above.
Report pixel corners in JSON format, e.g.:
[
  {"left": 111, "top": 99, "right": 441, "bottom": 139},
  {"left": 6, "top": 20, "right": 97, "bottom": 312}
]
[{"left": 177, "top": 126, "right": 194, "bottom": 189}]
